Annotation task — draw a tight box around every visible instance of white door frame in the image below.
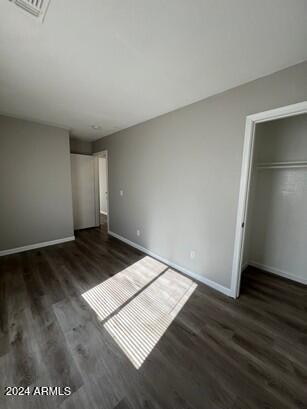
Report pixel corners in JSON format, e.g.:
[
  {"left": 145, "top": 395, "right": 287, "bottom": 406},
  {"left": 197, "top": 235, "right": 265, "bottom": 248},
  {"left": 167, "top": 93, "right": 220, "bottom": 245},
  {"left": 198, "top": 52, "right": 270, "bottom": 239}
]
[
  {"left": 231, "top": 101, "right": 307, "bottom": 298},
  {"left": 93, "top": 150, "right": 109, "bottom": 233}
]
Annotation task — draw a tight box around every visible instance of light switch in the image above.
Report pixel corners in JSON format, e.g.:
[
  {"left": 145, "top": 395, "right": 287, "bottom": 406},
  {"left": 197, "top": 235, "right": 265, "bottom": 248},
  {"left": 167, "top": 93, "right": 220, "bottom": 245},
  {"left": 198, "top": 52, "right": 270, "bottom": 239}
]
[{"left": 190, "top": 250, "right": 196, "bottom": 259}]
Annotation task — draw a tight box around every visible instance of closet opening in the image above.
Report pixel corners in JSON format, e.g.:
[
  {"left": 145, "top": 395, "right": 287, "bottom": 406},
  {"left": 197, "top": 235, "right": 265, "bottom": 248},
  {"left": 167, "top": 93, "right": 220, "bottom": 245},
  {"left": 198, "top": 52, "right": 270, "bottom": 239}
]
[{"left": 231, "top": 102, "right": 307, "bottom": 298}]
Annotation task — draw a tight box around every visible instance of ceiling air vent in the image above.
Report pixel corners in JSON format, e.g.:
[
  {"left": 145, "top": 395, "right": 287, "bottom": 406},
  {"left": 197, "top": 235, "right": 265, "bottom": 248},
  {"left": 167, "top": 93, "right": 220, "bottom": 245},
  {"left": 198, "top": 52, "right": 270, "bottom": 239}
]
[{"left": 10, "top": 0, "right": 51, "bottom": 22}]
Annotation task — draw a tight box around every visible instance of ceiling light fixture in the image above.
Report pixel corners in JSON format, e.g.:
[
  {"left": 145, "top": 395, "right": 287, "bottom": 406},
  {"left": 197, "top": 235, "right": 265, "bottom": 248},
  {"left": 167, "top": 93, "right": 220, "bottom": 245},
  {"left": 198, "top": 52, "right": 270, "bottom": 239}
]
[{"left": 91, "top": 125, "right": 101, "bottom": 130}]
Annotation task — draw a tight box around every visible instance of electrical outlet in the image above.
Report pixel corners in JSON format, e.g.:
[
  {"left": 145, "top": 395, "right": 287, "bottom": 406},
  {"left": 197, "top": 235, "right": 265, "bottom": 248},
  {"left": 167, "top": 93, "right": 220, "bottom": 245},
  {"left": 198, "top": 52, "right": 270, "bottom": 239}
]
[
  {"left": 190, "top": 250, "right": 196, "bottom": 259},
  {"left": 120, "top": 190, "right": 124, "bottom": 196},
  {"left": 137, "top": 229, "right": 141, "bottom": 237}
]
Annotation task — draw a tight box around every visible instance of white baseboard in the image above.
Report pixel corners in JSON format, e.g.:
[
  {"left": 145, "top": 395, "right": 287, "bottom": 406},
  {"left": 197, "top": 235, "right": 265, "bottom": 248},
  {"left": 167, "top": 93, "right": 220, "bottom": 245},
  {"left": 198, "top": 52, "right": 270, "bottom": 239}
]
[
  {"left": 0, "top": 236, "right": 75, "bottom": 257},
  {"left": 241, "top": 262, "right": 249, "bottom": 272},
  {"left": 108, "top": 230, "right": 233, "bottom": 297},
  {"left": 248, "top": 261, "right": 307, "bottom": 285}
]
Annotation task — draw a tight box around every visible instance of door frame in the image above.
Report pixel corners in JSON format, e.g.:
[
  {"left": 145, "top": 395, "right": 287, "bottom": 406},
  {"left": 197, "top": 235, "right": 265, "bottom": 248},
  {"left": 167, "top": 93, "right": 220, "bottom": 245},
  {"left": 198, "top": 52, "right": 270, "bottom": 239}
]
[
  {"left": 231, "top": 101, "right": 307, "bottom": 298},
  {"left": 93, "top": 150, "right": 109, "bottom": 232}
]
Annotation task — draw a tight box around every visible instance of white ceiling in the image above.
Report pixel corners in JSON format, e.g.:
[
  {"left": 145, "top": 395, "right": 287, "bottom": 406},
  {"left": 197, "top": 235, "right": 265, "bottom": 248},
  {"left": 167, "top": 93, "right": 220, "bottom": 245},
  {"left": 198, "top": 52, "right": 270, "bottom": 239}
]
[{"left": 0, "top": 0, "right": 306, "bottom": 141}]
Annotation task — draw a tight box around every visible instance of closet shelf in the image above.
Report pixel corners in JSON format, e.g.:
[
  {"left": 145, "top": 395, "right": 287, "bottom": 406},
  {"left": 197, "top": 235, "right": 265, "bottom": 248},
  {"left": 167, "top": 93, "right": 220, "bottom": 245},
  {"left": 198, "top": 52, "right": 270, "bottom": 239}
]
[{"left": 256, "top": 161, "right": 307, "bottom": 170}]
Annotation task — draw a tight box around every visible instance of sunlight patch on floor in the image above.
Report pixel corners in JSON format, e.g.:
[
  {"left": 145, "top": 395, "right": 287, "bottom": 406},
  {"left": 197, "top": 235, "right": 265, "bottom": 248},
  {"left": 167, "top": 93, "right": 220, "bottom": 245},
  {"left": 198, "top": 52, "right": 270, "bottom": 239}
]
[
  {"left": 81, "top": 256, "right": 166, "bottom": 321},
  {"left": 104, "top": 269, "right": 197, "bottom": 369}
]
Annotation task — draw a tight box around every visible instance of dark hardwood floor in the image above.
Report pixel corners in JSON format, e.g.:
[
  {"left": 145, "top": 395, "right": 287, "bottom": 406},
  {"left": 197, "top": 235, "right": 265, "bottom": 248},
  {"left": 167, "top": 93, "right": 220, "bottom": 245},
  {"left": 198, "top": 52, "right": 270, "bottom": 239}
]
[{"left": 0, "top": 221, "right": 306, "bottom": 409}]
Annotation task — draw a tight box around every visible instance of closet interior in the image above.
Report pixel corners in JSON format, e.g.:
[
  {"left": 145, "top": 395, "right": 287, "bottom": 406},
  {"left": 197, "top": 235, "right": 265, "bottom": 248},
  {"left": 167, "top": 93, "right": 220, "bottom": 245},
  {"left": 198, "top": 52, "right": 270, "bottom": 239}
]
[{"left": 243, "top": 113, "right": 307, "bottom": 285}]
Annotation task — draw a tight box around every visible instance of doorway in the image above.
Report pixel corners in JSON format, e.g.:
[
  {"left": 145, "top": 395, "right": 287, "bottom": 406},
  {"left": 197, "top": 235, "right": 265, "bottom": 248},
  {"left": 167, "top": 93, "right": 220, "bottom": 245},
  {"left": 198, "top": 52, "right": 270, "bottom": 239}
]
[
  {"left": 94, "top": 150, "right": 109, "bottom": 231},
  {"left": 231, "top": 102, "right": 307, "bottom": 298}
]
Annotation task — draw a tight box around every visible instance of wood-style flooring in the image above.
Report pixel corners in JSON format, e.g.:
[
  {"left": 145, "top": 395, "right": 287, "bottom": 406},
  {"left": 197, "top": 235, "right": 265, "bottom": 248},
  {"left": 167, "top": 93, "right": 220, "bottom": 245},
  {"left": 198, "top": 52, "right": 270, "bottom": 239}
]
[{"left": 0, "top": 220, "right": 306, "bottom": 409}]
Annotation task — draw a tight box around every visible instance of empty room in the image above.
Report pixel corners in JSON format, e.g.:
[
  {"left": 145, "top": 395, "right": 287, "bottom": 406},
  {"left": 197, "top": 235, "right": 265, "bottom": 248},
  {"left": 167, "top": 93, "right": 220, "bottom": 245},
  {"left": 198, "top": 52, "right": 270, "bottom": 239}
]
[{"left": 0, "top": 1, "right": 306, "bottom": 409}]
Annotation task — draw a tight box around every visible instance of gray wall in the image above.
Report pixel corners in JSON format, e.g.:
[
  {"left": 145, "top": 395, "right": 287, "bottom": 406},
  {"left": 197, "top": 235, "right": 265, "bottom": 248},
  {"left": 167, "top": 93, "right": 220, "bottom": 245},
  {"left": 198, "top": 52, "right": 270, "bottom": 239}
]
[
  {"left": 70, "top": 137, "right": 92, "bottom": 155},
  {"left": 244, "top": 114, "right": 307, "bottom": 283},
  {"left": 93, "top": 61, "right": 307, "bottom": 289},
  {"left": 0, "top": 116, "right": 74, "bottom": 251}
]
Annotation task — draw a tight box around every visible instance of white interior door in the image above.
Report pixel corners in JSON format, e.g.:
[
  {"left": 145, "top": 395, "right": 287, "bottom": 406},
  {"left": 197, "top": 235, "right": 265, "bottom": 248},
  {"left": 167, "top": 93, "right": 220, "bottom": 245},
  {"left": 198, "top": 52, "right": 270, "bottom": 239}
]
[{"left": 71, "top": 154, "right": 97, "bottom": 230}]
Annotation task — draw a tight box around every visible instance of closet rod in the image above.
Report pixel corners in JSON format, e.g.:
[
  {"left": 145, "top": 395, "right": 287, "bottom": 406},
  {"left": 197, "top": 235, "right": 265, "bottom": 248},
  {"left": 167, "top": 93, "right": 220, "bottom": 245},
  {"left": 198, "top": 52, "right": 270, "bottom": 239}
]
[{"left": 256, "top": 161, "right": 307, "bottom": 170}]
